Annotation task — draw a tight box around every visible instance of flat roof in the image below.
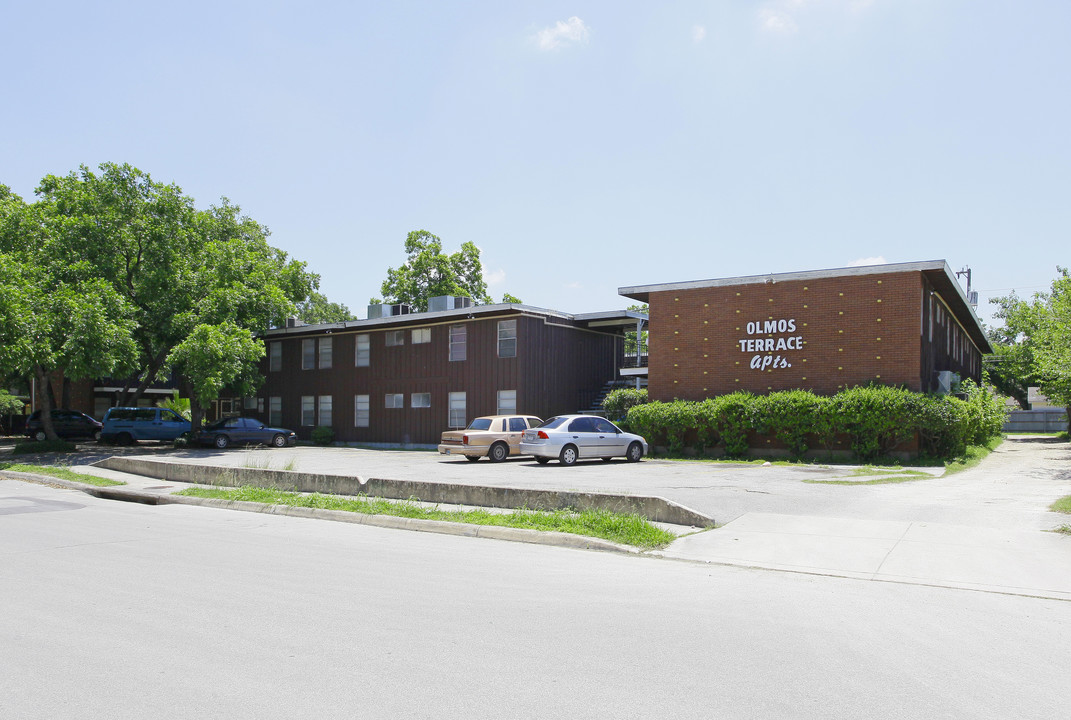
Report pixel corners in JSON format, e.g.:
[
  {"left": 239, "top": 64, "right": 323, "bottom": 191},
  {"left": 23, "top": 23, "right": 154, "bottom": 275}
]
[
  {"left": 263, "top": 304, "right": 646, "bottom": 337},
  {"left": 619, "top": 260, "right": 992, "bottom": 354}
]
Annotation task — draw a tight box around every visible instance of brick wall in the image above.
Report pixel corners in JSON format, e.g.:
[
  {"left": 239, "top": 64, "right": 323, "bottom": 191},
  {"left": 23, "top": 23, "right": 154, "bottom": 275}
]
[{"left": 647, "top": 270, "right": 925, "bottom": 401}]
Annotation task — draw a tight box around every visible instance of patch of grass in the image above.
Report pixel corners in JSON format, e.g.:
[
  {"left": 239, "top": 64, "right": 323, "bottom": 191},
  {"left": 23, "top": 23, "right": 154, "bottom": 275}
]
[
  {"left": 942, "top": 436, "right": 1004, "bottom": 476},
  {"left": 12, "top": 440, "right": 78, "bottom": 455},
  {"left": 242, "top": 452, "right": 300, "bottom": 472},
  {"left": 0, "top": 462, "right": 124, "bottom": 487},
  {"left": 1053, "top": 525, "right": 1071, "bottom": 535},
  {"left": 1057, "top": 431, "right": 1069, "bottom": 442},
  {"left": 803, "top": 467, "right": 930, "bottom": 485},
  {"left": 176, "top": 485, "right": 675, "bottom": 549},
  {"left": 1050, "top": 496, "right": 1071, "bottom": 514}
]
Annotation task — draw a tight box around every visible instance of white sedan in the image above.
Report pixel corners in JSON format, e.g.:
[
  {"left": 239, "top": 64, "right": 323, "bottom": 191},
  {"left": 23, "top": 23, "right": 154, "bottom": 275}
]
[{"left": 519, "top": 415, "right": 648, "bottom": 465}]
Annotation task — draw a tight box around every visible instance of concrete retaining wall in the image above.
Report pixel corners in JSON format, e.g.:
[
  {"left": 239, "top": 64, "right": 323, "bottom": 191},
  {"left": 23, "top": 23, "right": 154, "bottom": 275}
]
[
  {"left": 95, "top": 457, "right": 714, "bottom": 528},
  {"left": 1003, "top": 409, "right": 1067, "bottom": 433}
]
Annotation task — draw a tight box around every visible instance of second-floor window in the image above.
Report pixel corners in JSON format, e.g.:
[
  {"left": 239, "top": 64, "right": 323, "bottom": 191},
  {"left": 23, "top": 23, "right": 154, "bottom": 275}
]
[
  {"left": 386, "top": 330, "right": 405, "bottom": 347},
  {"left": 449, "top": 325, "right": 466, "bottom": 362},
  {"left": 302, "top": 339, "right": 315, "bottom": 370},
  {"left": 412, "top": 327, "right": 431, "bottom": 344},
  {"left": 318, "top": 337, "right": 333, "bottom": 369},
  {"left": 385, "top": 393, "right": 404, "bottom": 409},
  {"left": 269, "top": 342, "right": 282, "bottom": 372},
  {"left": 498, "top": 319, "right": 517, "bottom": 358},
  {"left": 355, "top": 334, "right": 370, "bottom": 367}
]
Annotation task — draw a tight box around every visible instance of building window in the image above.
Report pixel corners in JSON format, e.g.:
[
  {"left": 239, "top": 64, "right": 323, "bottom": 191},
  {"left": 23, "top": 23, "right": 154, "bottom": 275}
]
[
  {"left": 498, "top": 319, "right": 517, "bottom": 358},
  {"left": 497, "top": 390, "right": 516, "bottom": 415},
  {"left": 449, "top": 325, "right": 466, "bottom": 362},
  {"left": 269, "top": 342, "right": 282, "bottom": 372},
  {"left": 412, "top": 327, "right": 431, "bottom": 344},
  {"left": 355, "top": 395, "right": 370, "bottom": 427},
  {"left": 301, "top": 396, "right": 315, "bottom": 426},
  {"left": 269, "top": 397, "right": 282, "bottom": 426},
  {"left": 318, "top": 395, "right": 332, "bottom": 426},
  {"left": 386, "top": 330, "right": 405, "bottom": 347},
  {"left": 385, "top": 393, "right": 404, "bottom": 409},
  {"left": 448, "top": 392, "right": 466, "bottom": 428},
  {"left": 412, "top": 392, "right": 431, "bottom": 408},
  {"left": 302, "top": 339, "right": 315, "bottom": 370},
  {"left": 355, "top": 334, "right": 370, "bottom": 367},
  {"left": 318, "top": 337, "right": 333, "bottom": 369}
]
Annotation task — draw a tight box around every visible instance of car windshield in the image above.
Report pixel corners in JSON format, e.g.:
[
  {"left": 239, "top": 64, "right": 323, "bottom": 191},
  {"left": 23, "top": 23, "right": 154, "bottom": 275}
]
[
  {"left": 467, "top": 418, "right": 493, "bottom": 431},
  {"left": 538, "top": 417, "right": 569, "bottom": 429}
]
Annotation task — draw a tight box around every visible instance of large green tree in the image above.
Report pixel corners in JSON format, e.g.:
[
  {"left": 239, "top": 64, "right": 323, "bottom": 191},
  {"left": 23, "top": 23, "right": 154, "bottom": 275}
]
[
  {"left": 0, "top": 185, "right": 138, "bottom": 439},
  {"left": 376, "top": 230, "right": 494, "bottom": 312},
  {"left": 295, "top": 285, "right": 357, "bottom": 324},
  {"left": 990, "top": 268, "right": 1071, "bottom": 428}
]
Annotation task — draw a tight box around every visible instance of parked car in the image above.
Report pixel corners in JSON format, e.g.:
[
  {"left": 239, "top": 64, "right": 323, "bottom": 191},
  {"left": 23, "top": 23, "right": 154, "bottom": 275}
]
[
  {"left": 519, "top": 415, "right": 648, "bottom": 465},
  {"left": 101, "top": 407, "right": 191, "bottom": 445},
  {"left": 438, "top": 415, "right": 543, "bottom": 462},
  {"left": 195, "top": 416, "right": 297, "bottom": 449},
  {"left": 25, "top": 410, "right": 102, "bottom": 442}
]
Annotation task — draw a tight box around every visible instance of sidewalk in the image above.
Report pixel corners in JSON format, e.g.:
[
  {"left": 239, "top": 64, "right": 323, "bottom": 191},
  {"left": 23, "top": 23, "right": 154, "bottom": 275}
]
[{"left": 659, "top": 513, "right": 1071, "bottom": 601}]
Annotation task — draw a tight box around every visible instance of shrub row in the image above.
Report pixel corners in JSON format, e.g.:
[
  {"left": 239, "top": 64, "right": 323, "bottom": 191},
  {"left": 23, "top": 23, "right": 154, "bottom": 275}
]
[{"left": 612, "top": 383, "right": 1007, "bottom": 461}]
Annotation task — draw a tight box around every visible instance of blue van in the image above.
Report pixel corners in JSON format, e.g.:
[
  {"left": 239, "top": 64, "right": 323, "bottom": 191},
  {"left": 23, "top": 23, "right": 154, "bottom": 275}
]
[{"left": 101, "top": 407, "right": 191, "bottom": 445}]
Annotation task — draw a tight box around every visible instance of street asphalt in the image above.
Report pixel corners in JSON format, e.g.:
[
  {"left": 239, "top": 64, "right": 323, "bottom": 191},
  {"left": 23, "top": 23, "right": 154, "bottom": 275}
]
[{"left": 3, "top": 434, "right": 1070, "bottom": 600}]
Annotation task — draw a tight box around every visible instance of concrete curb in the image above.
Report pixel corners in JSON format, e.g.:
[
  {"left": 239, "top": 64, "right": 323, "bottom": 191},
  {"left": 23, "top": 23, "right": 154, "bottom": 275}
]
[
  {"left": 0, "top": 471, "right": 642, "bottom": 555},
  {"left": 94, "top": 456, "right": 715, "bottom": 527}
]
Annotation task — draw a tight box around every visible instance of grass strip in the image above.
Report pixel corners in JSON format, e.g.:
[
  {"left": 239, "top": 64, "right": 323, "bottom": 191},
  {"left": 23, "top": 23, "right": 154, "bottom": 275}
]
[
  {"left": 177, "top": 485, "right": 675, "bottom": 550},
  {"left": 1050, "top": 496, "right": 1071, "bottom": 514},
  {"left": 803, "top": 467, "right": 930, "bottom": 485},
  {"left": 0, "top": 462, "right": 124, "bottom": 487},
  {"left": 942, "top": 437, "right": 1004, "bottom": 476}
]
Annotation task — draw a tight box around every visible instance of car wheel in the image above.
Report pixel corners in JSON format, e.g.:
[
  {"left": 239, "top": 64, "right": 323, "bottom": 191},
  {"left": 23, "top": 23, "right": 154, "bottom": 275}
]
[
  {"left": 214, "top": 434, "right": 230, "bottom": 449},
  {"left": 626, "top": 441, "right": 643, "bottom": 462},
  {"left": 488, "top": 442, "right": 509, "bottom": 463},
  {"left": 465, "top": 455, "right": 481, "bottom": 462},
  {"left": 117, "top": 433, "right": 133, "bottom": 446},
  {"left": 535, "top": 457, "right": 551, "bottom": 465},
  {"left": 93, "top": 430, "right": 102, "bottom": 442},
  {"left": 559, "top": 445, "right": 578, "bottom": 466},
  {"left": 34, "top": 430, "right": 47, "bottom": 442},
  {"left": 271, "top": 434, "right": 286, "bottom": 448}
]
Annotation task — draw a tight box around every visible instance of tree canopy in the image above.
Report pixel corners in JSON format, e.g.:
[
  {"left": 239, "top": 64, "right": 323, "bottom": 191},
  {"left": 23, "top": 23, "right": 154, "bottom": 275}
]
[
  {"left": 990, "top": 268, "right": 1071, "bottom": 424},
  {"left": 1, "top": 163, "right": 341, "bottom": 436},
  {"left": 376, "top": 230, "right": 495, "bottom": 312}
]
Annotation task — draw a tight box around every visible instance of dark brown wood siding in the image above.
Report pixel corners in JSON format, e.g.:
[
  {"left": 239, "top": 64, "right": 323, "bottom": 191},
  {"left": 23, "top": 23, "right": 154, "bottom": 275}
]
[{"left": 255, "top": 311, "right": 622, "bottom": 445}]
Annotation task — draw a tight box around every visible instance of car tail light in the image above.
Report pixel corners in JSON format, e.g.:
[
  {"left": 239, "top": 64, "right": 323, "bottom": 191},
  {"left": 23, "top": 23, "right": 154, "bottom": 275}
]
[
  {"left": 537, "top": 430, "right": 549, "bottom": 439},
  {"left": 462, "top": 435, "right": 469, "bottom": 445}
]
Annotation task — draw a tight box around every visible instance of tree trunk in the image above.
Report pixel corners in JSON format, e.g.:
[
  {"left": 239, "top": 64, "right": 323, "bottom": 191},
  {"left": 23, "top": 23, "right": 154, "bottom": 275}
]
[
  {"left": 34, "top": 366, "right": 59, "bottom": 442},
  {"left": 61, "top": 377, "right": 71, "bottom": 409},
  {"left": 190, "top": 396, "right": 205, "bottom": 434}
]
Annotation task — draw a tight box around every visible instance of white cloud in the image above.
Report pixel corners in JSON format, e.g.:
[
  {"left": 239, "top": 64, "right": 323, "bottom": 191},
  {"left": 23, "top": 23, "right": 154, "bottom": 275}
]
[
  {"left": 759, "top": 8, "right": 799, "bottom": 34},
  {"left": 847, "top": 256, "right": 887, "bottom": 267},
  {"left": 535, "top": 16, "right": 590, "bottom": 51},
  {"left": 692, "top": 25, "right": 707, "bottom": 43},
  {"left": 758, "top": 0, "right": 876, "bottom": 35},
  {"left": 485, "top": 268, "right": 506, "bottom": 286}
]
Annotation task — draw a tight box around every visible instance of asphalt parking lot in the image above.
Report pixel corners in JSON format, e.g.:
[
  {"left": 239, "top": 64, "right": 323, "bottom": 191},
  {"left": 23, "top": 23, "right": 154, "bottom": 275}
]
[{"left": 26, "top": 434, "right": 1067, "bottom": 532}]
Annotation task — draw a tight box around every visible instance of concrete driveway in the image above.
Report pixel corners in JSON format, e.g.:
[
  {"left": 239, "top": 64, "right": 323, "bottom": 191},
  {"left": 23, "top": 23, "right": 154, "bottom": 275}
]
[{"left": 9, "top": 434, "right": 1071, "bottom": 599}]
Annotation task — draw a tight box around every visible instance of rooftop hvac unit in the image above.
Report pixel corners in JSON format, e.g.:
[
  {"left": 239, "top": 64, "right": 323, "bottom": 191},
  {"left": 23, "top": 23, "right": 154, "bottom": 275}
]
[
  {"left": 390, "top": 304, "right": 411, "bottom": 316},
  {"left": 428, "top": 295, "right": 472, "bottom": 312},
  {"left": 936, "top": 370, "right": 959, "bottom": 395},
  {"left": 366, "top": 304, "right": 386, "bottom": 319}
]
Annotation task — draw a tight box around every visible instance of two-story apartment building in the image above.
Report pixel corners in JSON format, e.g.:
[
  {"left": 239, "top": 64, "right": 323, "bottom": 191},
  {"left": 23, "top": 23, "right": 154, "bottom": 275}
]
[
  {"left": 255, "top": 300, "right": 644, "bottom": 445},
  {"left": 619, "top": 260, "right": 991, "bottom": 402}
]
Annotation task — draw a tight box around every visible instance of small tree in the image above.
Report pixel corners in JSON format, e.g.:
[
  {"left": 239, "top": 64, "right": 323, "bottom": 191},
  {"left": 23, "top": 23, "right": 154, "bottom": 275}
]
[{"left": 377, "top": 230, "right": 494, "bottom": 311}]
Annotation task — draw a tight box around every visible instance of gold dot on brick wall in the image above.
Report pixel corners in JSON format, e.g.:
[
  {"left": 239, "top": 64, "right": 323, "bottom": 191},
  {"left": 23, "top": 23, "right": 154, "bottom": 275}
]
[
  {"left": 703, "top": 370, "right": 708, "bottom": 374},
  {"left": 838, "top": 329, "right": 843, "bottom": 334},
  {"left": 703, "top": 354, "right": 708, "bottom": 358},
  {"left": 704, "top": 303, "right": 708, "bottom": 307},
  {"left": 703, "top": 320, "right": 708, "bottom": 324},
  {"left": 736, "top": 309, "right": 741, "bottom": 313},
  {"left": 736, "top": 292, "right": 741, "bottom": 296},
  {"left": 802, "top": 358, "right": 807, "bottom": 362},
  {"left": 674, "top": 347, "right": 679, "bottom": 351},
  {"left": 803, "top": 305, "right": 808, "bottom": 308},
  {"left": 877, "top": 299, "right": 882, "bottom": 303},
  {"left": 768, "top": 299, "right": 774, "bottom": 302},
  {"left": 703, "top": 388, "right": 707, "bottom": 392},
  {"left": 674, "top": 314, "right": 679, "bottom": 318},
  {"left": 876, "top": 318, "right": 882, "bottom": 322},
  {"left": 735, "top": 379, "right": 739, "bottom": 382},
  {"left": 704, "top": 337, "right": 708, "bottom": 341},
  {"left": 674, "top": 363, "right": 679, "bottom": 367},
  {"left": 839, "top": 292, "right": 844, "bottom": 296},
  {"left": 736, "top": 327, "right": 740, "bottom": 330},
  {"left": 838, "top": 366, "right": 843, "bottom": 370},
  {"left": 802, "top": 376, "right": 807, "bottom": 380},
  {"left": 877, "top": 280, "right": 882, "bottom": 284},
  {"left": 803, "top": 286, "right": 808, "bottom": 290},
  {"left": 674, "top": 379, "right": 678, "bottom": 383},
  {"left": 838, "top": 348, "right": 843, "bottom": 352},
  {"left": 675, "top": 297, "right": 679, "bottom": 302},
  {"left": 876, "top": 337, "right": 882, "bottom": 341},
  {"left": 803, "top": 323, "right": 808, "bottom": 327},
  {"left": 876, "top": 375, "right": 881, "bottom": 379},
  {"left": 839, "top": 311, "right": 843, "bottom": 315}
]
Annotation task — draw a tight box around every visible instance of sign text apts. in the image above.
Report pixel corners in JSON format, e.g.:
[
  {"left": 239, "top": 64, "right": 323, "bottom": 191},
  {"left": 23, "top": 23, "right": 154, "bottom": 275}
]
[{"left": 738, "top": 319, "right": 803, "bottom": 370}]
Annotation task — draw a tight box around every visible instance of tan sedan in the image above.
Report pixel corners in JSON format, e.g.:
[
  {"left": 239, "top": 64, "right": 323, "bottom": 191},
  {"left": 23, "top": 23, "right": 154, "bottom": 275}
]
[{"left": 437, "top": 415, "right": 543, "bottom": 462}]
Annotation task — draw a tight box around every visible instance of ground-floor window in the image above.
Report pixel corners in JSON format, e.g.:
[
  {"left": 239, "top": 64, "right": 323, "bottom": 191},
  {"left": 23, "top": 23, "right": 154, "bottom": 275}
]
[
  {"left": 497, "top": 389, "right": 516, "bottom": 415},
  {"left": 385, "top": 393, "right": 404, "bottom": 409},
  {"left": 269, "top": 397, "right": 282, "bottom": 426},
  {"left": 448, "top": 392, "right": 466, "bottom": 428},
  {"left": 318, "top": 395, "right": 332, "bottom": 426},
  {"left": 355, "top": 395, "right": 369, "bottom": 427},
  {"left": 412, "top": 392, "right": 431, "bottom": 408},
  {"left": 301, "top": 396, "right": 315, "bottom": 426}
]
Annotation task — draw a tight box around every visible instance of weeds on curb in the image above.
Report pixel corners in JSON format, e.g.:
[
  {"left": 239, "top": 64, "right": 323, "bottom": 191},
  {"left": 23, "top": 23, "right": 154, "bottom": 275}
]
[
  {"left": 176, "top": 485, "right": 675, "bottom": 549},
  {"left": 0, "top": 462, "right": 124, "bottom": 487}
]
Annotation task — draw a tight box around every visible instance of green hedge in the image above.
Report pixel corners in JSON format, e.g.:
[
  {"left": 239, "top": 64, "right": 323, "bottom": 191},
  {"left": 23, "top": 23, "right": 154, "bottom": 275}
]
[{"left": 624, "top": 384, "right": 1007, "bottom": 461}]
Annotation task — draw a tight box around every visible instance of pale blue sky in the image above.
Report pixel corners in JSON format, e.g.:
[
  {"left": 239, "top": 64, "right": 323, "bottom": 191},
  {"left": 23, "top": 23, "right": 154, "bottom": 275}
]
[{"left": 3, "top": 1, "right": 1067, "bottom": 328}]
